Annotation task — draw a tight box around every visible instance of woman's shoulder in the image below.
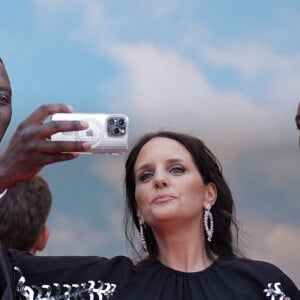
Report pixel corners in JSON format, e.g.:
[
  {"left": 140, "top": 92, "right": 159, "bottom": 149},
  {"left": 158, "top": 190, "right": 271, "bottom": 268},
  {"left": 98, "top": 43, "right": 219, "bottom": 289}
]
[
  {"left": 217, "top": 256, "right": 299, "bottom": 298},
  {"left": 220, "top": 256, "right": 283, "bottom": 272},
  {"left": 222, "top": 257, "right": 291, "bottom": 277},
  {"left": 217, "top": 256, "right": 290, "bottom": 279}
]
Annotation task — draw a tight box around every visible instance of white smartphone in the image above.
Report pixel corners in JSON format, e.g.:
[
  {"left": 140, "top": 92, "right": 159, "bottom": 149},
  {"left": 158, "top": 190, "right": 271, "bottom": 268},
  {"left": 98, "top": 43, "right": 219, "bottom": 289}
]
[{"left": 50, "top": 113, "right": 129, "bottom": 154}]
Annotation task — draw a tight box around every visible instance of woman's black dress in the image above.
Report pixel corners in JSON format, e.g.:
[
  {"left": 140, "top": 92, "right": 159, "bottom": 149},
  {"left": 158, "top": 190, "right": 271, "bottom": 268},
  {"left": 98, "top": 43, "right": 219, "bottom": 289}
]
[{"left": 7, "top": 250, "right": 299, "bottom": 299}]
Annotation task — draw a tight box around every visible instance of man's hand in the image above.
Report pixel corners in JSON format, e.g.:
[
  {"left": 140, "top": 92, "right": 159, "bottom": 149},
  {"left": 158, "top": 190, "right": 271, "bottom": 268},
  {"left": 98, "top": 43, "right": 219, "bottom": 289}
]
[{"left": 0, "top": 103, "right": 91, "bottom": 190}]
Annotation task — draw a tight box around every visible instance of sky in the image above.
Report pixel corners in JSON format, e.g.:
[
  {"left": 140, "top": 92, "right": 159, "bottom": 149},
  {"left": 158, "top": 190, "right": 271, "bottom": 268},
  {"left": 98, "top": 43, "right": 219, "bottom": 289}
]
[{"left": 1, "top": 0, "right": 300, "bottom": 286}]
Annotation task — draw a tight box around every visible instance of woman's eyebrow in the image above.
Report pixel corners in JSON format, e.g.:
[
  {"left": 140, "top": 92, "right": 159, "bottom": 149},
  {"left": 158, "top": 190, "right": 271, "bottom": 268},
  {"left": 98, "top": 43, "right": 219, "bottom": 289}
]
[
  {"left": 135, "top": 163, "right": 152, "bottom": 174},
  {"left": 166, "top": 158, "right": 184, "bottom": 164},
  {"left": 135, "top": 158, "right": 185, "bottom": 173}
]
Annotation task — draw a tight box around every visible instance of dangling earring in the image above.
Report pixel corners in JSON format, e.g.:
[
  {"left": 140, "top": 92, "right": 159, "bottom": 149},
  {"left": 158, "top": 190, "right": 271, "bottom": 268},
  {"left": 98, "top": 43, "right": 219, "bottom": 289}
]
[
  {"left": 204, "top": 204, "right": 214, "bottom": 242},
  {"left": 139, "top": 218, "right": 148, "bottom": 253}
]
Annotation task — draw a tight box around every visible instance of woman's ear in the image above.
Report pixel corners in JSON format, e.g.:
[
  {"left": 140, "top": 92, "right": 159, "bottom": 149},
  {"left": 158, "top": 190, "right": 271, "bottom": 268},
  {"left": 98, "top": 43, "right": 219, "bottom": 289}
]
[{"left": 204, "top": 182, "right": 217, "bottom": 208}]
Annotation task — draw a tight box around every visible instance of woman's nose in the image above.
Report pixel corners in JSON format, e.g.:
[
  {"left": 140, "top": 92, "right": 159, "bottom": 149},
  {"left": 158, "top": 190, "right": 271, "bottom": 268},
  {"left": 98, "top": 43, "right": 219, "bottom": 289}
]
[{"left": 153, "top": 171, "right": 168, "bottom": 188}]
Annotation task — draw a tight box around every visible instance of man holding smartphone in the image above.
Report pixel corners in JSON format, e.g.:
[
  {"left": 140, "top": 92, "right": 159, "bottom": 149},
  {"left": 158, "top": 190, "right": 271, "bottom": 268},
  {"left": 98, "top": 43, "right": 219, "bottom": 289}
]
[
  {"left": 0, "top": 57, "right": 92, "bottom": 195},
  {"left": 0, "top": 57, "right": 91, "bottom": 299}
]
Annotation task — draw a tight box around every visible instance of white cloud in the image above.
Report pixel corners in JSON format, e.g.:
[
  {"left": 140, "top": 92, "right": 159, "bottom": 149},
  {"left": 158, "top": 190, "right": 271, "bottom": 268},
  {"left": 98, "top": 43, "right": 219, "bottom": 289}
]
[
  {"left": 43, "top": 214, "right": 107, "bottom": 256},
  {"left": 69, "top": 1, "right": 106, "bottom": 44},
  {"left": 202, "top": 41, "right": 297, "bottom": 77},
  {"left": 201, "top": 41, "right": 300, "bottom": 107},
  {"left": 241, "top": 213, "right": 300, "bottom": 286},
  {"left": 262, "top": 152, "right": 300, "bottom": 188},
  {"left": 90, "top": 155, "right": 126, "bottom": 188},
  {"left": 109, "top": 44, "right": 292, "bottom": 150}
]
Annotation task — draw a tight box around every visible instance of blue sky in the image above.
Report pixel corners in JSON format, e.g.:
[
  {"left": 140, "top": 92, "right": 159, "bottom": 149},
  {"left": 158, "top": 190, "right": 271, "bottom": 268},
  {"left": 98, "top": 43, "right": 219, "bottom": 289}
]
[{"left": 1, "top": 0, "right": 300, "bottom": 285}]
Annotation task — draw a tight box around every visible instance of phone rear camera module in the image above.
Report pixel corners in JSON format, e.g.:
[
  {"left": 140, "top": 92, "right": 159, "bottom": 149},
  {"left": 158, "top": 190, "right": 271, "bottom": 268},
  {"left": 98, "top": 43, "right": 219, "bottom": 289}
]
[{"left": 107, "top": 116, "right": 127, "bottom": 137}]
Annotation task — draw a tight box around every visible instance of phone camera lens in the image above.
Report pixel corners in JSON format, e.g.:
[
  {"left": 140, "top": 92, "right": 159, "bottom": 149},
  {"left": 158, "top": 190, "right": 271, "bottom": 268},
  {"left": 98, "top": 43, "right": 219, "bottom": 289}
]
[
  {"left": 108, "top": 118, "right": 115, "bottom": 125},
  {"left": 118, "top": 118, "right": 125, "bottom": 126},
  {"left": 113, "top": 128, "right": 120, "bottom": 135}
]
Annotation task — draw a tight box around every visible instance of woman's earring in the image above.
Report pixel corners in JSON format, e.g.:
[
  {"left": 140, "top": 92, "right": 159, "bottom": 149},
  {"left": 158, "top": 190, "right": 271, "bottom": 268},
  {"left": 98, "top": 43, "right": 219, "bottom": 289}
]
[
  {"left": 204, "top": 204, "right": 214, "bottom": 242},
  {"left": 139, "top": 218, "right": 148, "bottom": 253}
]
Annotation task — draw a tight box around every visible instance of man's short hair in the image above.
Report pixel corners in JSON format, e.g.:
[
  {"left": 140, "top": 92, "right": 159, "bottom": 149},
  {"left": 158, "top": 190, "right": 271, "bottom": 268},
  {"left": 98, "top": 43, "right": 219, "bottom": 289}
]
[{"left": 0, "top": 174, "right": 52, "bottom": 251}]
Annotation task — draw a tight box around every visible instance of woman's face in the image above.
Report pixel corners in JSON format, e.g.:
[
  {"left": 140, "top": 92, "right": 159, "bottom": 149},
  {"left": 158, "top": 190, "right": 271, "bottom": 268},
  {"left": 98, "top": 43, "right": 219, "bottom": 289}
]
[{"left": 134, "top": 137, "right": 216, "bottom": 228}]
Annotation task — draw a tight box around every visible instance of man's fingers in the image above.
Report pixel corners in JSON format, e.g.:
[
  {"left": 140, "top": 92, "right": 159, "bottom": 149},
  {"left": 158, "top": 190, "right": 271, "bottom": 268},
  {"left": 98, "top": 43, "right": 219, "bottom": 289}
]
[
  {"left": 45, "top": 120, "right": 89, "bottom": 137},
  {"left": 40, "top": 140, "right": 92, "bottom": 154},
  {"left": 21, "top": 103, "right": 73, "bottom": 125},
  {"left": 40, "top": 152, "right": 80, "bottom": 164},
  {"left": 15, "top": 118, "right": 89, "bottom": 141}
]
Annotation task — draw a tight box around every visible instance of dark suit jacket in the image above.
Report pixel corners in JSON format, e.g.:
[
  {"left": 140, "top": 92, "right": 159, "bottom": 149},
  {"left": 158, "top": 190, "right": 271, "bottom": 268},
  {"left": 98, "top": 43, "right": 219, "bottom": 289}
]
[{"left": 0, "top": 242, "right": 15, "bottom": 299}]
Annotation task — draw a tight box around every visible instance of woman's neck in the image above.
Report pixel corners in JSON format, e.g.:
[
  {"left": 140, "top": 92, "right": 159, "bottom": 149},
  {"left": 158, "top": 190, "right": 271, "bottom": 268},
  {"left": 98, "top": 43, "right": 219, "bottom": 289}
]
[{"left": 153, "top": 226, "right": 214, "bottom": 272}]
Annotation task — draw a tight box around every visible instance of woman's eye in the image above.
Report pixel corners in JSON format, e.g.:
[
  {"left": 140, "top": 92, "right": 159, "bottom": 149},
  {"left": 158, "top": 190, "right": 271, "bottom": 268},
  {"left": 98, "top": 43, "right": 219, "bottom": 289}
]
[
  {"left": 170, "top": 166, "right": 185, "bottom": 174},
  {"left": 139, "top": 172, "right": 153, "bottom": 182}
]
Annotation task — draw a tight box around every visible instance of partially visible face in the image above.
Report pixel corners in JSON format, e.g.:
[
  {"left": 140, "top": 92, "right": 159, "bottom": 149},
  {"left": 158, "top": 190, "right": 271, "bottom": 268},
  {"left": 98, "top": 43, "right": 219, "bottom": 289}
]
[
  {"left": 296, "top": 102, "right": 300, "bottom": 146},
  {"left": 134, "top": 137, "right": 216, "bottom": 228},
  {"left": 0, "top": 62, "right": 12, "bottom": 141}
]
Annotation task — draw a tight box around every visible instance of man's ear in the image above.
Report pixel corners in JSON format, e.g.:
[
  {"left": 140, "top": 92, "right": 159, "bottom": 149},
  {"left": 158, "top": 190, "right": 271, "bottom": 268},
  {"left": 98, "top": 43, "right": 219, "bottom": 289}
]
[
  {"left": 204, "top": 182, "right": 217, "bottom": 208},
  {"left": 30, "top": 225, "right": 49, "bottom": 255}
]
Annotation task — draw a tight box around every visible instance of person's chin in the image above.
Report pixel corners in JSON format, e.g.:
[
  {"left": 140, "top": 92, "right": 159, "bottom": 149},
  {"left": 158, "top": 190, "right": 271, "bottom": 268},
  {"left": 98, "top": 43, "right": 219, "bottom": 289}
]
[{"left": 150, "top": 204, "right": 179, "bottom": 221}]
